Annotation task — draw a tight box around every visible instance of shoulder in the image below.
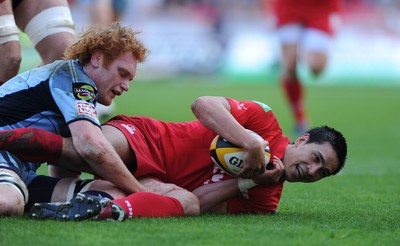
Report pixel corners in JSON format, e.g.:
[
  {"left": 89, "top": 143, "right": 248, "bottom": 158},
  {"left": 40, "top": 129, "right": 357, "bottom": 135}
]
[
  {"left": 227, "top": 98, "right": 273, "bottom": 114},
  {"left": 52, "top": 60, "right": 82, "bottom": 73},
  {"left": 50, "top": 60, "right": 94, "bottom": 86}
]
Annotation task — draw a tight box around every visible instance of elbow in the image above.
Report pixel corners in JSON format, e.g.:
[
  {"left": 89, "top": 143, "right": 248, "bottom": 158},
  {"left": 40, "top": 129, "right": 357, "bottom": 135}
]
[
  {"left": 191, "top": 96, "right": 208, "bottom": 115},
  {"left": 191, "top": 96, "right": 218, "bottom": 120}
]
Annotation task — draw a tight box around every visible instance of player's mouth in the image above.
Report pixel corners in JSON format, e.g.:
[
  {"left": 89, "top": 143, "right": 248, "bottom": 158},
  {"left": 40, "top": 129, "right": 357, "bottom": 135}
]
[{"left": 112, "top": 90, "right": 122, "bottom": 97}]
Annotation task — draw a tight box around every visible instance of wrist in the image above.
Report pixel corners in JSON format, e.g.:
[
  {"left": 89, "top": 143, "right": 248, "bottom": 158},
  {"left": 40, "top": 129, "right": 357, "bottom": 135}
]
[{"left": 238, "top": 178, "right": 257, "bottom": 193}]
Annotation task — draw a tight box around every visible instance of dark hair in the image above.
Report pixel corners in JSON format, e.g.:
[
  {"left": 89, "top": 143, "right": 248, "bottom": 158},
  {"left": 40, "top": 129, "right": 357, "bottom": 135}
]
[{"left": 306, "top": 125, "right": 347, "bottom": 175}]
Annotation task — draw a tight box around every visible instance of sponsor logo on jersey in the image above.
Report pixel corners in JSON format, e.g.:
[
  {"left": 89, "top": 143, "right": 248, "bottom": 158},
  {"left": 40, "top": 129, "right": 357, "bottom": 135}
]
[
  {"left": 236, "top": 102, "right": 247, "bottom": 111},
  {"left": 73, "top": 83, "right": 97, "bottom": 102},
  {"left": 76, "top": 101, "right": 97, "bottom": 118}
]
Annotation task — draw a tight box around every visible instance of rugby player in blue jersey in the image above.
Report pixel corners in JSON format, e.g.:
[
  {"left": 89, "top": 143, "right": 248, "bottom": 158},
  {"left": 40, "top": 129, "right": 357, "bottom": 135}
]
[{"left": 0, "top": 22, "right": 149, "bottom": 216}]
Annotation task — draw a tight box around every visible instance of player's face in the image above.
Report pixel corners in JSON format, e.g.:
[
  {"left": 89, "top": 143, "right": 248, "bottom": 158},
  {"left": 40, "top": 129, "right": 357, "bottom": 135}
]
[
  {"left": 282, "top": 135, "right": 339, "bottom": 183},
  {"left": 92, "top": 51, "right": 137, "bottom": 106}
]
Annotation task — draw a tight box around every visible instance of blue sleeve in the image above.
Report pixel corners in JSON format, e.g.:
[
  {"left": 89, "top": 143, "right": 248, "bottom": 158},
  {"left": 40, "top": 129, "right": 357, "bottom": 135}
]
[{"left": 49, "top": 60, "right": 101, "bottom": 127}]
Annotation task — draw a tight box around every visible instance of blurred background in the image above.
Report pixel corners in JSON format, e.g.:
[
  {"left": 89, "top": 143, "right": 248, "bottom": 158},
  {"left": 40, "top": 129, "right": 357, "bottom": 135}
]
[
  {"left": 65, "top": 0, "right": 400, "bottom": 85},
  {"left": 20, "top": 0, "right": 400, "bottom": 86}
]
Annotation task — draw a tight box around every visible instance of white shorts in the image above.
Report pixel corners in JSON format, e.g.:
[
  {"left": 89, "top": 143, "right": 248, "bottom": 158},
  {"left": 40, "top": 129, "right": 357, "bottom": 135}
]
[{"left": 277, "top": 24, "right": 331, "bottom": 53}]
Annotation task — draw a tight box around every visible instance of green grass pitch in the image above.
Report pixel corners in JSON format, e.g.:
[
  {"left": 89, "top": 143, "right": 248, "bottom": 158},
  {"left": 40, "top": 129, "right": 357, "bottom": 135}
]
[
  {"left": 1, "top": 79, "right": 399, "bottom": 246},
  {"left": 2, "top": 43, "right": 400, "bottom": 245}
]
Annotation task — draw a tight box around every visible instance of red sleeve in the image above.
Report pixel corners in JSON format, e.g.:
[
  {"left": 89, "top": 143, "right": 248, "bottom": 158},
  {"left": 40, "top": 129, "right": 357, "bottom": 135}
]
[
  {"left": 227, "top": 98, "right": 281, "bottom": 137},
  {"left": 227, "top": 182, "right": 284, "bottom": 214},
  {"left": 227, "top": 98, "right": 290, "bottom": 160}
]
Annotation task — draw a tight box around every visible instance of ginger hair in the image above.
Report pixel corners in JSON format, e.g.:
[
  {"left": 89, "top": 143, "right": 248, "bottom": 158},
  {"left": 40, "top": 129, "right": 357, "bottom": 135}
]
[{"left": 63, "top": 22, "right": 148, "bottom": 67}]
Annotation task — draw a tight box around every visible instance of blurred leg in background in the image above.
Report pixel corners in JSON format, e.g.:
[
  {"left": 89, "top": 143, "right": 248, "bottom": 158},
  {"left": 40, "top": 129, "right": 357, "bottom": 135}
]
[
  {"left": 273, "top": 0, "right": 341, "bottom": 136},
  {"left": 0, "top": 0, "right": 76, "bottom": 85}
]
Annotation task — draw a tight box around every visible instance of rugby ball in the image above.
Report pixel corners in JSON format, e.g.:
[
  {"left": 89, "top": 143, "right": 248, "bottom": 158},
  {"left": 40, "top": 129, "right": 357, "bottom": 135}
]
[{"left": 210, "top": 130, "right": 271, "bottom": 176}]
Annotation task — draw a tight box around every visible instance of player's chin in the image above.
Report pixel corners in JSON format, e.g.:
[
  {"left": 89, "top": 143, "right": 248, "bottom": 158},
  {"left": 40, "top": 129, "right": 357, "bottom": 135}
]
[
  {"left": 99, "top": 97, "right": 112, "bottom": 106},
  {"left": 283, "top": 170, "right": 296, "bottom": 182}
]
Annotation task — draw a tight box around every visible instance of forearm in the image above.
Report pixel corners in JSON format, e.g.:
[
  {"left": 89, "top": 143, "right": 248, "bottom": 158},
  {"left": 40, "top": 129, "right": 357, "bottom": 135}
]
[
  {"left": 74, "top": 136, "right": 146, "bottom": 194},
  {"left": 192, "top": 179, "right": 240, "bottom": 214},
  {"left": 69, "top": 120, "right": 145, "bottom": 193},
  {"left": 191, "top": 96, "right": 252, "bottom": 148}
]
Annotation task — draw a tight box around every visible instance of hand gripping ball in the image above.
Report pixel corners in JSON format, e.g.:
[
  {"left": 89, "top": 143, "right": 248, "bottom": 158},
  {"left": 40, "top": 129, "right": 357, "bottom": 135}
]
[{"left": 210, "top": 130, "right": 271, "bottom": 176}]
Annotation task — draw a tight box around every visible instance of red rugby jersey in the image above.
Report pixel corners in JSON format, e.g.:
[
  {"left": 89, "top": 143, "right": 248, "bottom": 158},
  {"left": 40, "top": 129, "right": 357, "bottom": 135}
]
[{"left": 104, "top": 98, "right": 290, "bottom": 213}]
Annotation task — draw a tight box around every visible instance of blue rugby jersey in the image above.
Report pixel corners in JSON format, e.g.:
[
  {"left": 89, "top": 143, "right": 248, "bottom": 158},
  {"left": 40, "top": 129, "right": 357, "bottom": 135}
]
[{"left": 0, "top": 60, "right": 101, "bottom": 136}]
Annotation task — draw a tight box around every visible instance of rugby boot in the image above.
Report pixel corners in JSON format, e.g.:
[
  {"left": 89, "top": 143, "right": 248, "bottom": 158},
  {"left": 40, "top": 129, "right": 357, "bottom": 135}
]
[
  {"left": 94, "top": 197, "right": 127, "bottom": 222},
  {"left": 29, "top": 193, "right": 102, "bottom": 221}
]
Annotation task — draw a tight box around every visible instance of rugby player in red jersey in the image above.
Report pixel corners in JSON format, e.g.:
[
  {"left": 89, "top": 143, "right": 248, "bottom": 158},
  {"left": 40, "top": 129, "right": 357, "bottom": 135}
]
[{"left": 273, "top": 0, "right": 342, "bottom": 135}]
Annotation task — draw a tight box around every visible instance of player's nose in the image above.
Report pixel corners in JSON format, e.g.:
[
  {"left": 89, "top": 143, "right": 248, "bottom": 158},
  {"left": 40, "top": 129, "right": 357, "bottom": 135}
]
[{"left": 121, "top": 80, "right": 129, "bottom": 91}]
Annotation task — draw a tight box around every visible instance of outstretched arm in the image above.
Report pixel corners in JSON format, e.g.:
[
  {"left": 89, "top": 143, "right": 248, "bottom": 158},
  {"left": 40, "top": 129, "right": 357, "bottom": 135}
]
[
  {"left": 69, "top": 120, "right": 146, "bottom": 194},
  {"left": 193, "top": 160, "right": 284, "bottom": 214},
  {"left": 0, "top": 125, "right": 145, "bottom": 193},
  {"left": 192, "top": 179, "right": 239, "bottom": 214}
]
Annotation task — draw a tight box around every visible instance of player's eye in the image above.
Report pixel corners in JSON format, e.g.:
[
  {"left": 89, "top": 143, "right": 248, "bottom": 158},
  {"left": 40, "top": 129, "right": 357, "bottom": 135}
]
[
  {"left": 119, "top": 71, "right": 128, "bottom": 78},
  {"left": 119, "top": 69, "right": 130, "bottom": 79},
  {"left": 313, "top": 153, "right": 322, "bottom": 164}
]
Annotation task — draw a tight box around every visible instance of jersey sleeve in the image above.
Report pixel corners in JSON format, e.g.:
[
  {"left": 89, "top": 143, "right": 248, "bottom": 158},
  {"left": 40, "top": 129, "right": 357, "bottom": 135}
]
[
  {"left": 226, "top": 98, "right": 290, "bottom": 160},
  {"left": 227, "top": 98, "right": 279, "bottom": 132},
  {"left": 50, "top": 61, "right": 100, "bottom": 127}
]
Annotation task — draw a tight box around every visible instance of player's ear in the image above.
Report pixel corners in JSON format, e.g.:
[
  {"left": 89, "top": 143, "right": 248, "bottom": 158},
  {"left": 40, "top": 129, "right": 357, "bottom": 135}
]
[
  {"left": 90, "top": 50, "right": 104, "bottom": 68},
  {"left": 294, "top": 133, "right": 310, "bottom": 146}
]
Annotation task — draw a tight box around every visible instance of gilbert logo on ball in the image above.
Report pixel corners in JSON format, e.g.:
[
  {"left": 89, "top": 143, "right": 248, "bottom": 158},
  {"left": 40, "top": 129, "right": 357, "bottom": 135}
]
[{"left": 210, "top": 130, "right": 271, "bottom": 176}]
